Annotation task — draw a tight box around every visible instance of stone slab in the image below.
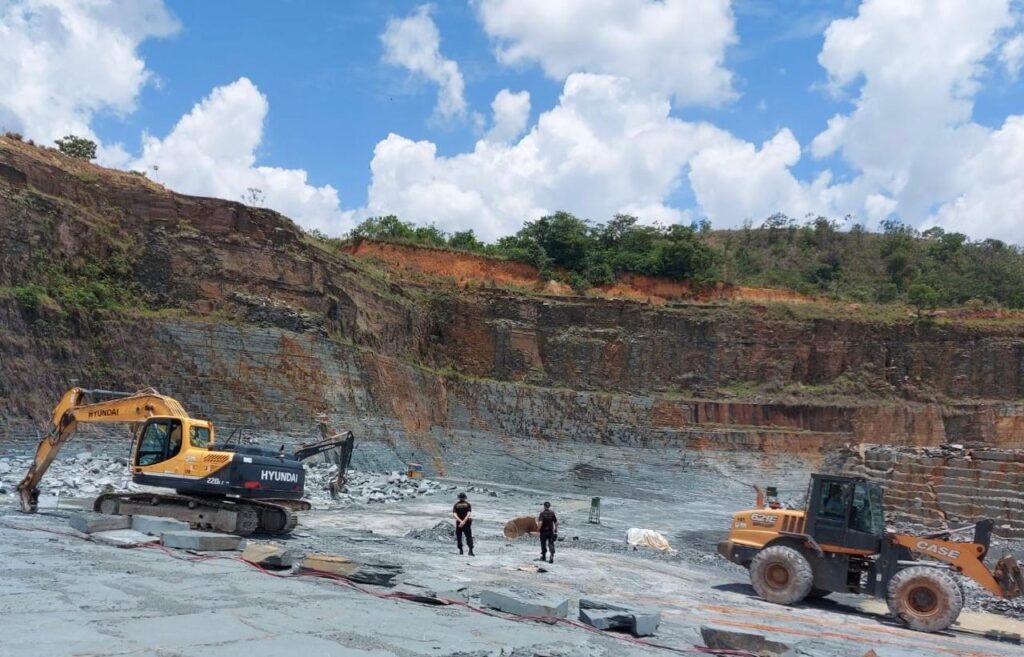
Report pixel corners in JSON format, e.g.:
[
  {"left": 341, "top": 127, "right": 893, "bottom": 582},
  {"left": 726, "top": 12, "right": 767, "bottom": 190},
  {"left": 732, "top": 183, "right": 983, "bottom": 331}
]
[
  {"left": 578, "top": 599, "right": 660, "bottom": 637},
  {"left": 630, "top": 612, "right": 661, "bottom": 638},
  {"left": 91, "top": 529, "right": 160, "bottom": 547},
  {"left": 479, "top": 589, "right": 569, "bottom": 620},
  {"left": 579, "top": 608, "right": 632, "bottom": 631},
  {"left": 132, "top": 514, "right": 191, "bottom": 536},
  {"left": 242, "top": 542, "right": 296, "bottom": 569},
  {"left": 701, "top": 625, "right": 791, "bottom": 657},
  {"left": 68, "top": 512, "right": 131, "bottom": 534},
  {"left": 298, "top": 554, "right": 401, "bottom": 586},
  {"left": 161, "top": 530, "right": 243, "bottom": 551}
]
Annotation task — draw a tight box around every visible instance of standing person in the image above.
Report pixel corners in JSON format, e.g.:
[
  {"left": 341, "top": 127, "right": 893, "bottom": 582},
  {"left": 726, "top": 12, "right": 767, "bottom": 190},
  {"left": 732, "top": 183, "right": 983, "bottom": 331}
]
[
  {"left": 452, "top": 492, "right": 474, "bottom": 556},
  {"left": 537, "top": 501, "right": 558, "bottom": 563}
]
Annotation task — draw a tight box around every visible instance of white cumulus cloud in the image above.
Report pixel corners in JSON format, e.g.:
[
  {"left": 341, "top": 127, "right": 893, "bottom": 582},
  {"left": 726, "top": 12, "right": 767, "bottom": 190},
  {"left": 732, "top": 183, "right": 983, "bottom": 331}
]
[
  {"left": 485, "top": 89, "right": 530, "bottom": 143},
  {"left": 381, "top": 4, "right": 466, "bottom": 120},
  {"left": 689, "top": 128, "right": 837, "bottom": 225},
  {"left": 812, "top": 0, "right": 1022, "bottom": 237},
  {"left": 133, "top": 78, "right": 351, "bottom": 234},
  {"left": 474, "top": 0, "right": 737, "bottom": 107},
  {"left": 361, "top": 73, "right": 737, "bottom": 240},
  {"left": 0, "top": 0, "right": 179, "bottom": 164},
  {"left": 930, "top": 115, "right": 1024, "bottom": 243}
]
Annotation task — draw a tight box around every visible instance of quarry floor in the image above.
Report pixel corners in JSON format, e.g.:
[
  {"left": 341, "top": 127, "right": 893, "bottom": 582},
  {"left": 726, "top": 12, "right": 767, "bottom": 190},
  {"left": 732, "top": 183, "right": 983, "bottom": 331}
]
[{"left": 2, "top": 476, "right": 1024, "bottom": 657}]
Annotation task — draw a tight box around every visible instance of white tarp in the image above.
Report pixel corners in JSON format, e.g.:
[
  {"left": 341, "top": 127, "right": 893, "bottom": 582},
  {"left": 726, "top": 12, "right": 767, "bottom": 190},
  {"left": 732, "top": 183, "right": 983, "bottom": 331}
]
[{"left": 625, "top": 528, "right": 675, "bottom": 553}]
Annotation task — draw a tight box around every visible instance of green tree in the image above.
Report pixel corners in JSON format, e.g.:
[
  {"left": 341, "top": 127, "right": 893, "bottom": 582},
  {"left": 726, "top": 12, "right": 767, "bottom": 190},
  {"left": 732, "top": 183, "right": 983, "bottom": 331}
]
[
  {"left": 448, "top": 229, "right": 484, "bottom": 252},
  {"left": 908, "top": 283, "right": 941, "bottom": 318},
  {"left": 55, "top": 134, "right": 97, "bottom": 160},
  {"left": 656, "top": 224, "right": 720, "bottom": 282}
]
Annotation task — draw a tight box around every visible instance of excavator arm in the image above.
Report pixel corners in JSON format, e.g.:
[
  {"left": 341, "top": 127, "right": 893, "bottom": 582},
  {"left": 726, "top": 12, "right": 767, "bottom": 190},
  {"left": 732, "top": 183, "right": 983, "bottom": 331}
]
[{"left": 16, "top": 387, "right": 190, "bottom": 513}]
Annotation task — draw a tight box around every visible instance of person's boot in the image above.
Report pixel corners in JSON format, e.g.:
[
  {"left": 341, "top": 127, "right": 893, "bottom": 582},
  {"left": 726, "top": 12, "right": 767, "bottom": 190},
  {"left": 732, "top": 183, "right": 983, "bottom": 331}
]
[
  {"left": 548, "top": 556, "right": 554, "bottom": 563},
  {"left": 469, "top": 548, "right": 475, "bottom": 556},
  {"left": 459, "top": 547, "right": 463, "bottom": 555}
]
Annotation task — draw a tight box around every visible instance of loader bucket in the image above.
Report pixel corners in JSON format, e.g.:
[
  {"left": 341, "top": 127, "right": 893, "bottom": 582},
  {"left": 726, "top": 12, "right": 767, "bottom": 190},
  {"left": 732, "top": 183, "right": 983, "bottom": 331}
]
[{"left": 994, "top": 554, "right": 1024, "bottom": 598}]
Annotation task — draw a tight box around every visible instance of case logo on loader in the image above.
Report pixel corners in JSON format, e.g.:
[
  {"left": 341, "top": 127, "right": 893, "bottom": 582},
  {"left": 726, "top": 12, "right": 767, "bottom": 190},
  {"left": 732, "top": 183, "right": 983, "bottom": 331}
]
[
  {"left": 916, "top": 541, "right": 961, "bottom": 559},
  {"left": 260, "top": 470, "right": 299, "bottom": 483},
  {"left": 751, "top": 513, "right": 778, "bottom": 526}
]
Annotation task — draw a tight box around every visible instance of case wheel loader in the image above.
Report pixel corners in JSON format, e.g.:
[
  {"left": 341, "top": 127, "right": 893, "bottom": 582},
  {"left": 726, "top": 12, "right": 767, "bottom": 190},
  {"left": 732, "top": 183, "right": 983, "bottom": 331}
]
[
  {"left": 718, "top": 473, "right": 1024, "bottom": 632},
  {"left": 16, "top": 387, "right": 355, "bottom": 536}
]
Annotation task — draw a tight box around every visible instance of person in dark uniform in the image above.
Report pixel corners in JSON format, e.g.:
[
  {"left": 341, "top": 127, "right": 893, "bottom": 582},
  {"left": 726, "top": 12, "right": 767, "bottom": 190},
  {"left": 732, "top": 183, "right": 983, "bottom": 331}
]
[
  {"left": 537, "top": 501, "right": 558, "bottom": 563},
  {"left": 452, "top": 492, "right": 474, "bottom": 556}
]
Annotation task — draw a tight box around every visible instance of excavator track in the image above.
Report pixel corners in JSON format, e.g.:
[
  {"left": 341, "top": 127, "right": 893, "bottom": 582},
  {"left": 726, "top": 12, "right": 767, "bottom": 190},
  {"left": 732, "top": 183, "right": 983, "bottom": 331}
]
[{"left": 93, "top": 492, "right": 296, "bottom": 536}]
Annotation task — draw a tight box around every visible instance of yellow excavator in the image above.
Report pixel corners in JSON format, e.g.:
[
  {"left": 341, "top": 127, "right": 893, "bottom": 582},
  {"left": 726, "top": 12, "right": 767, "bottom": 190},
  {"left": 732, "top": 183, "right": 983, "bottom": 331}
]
[
  {"left": 718, "top": 473, "right": 1024, "bottom": 632},
  {"left": 17, "top": 387, "right": 320, "bottom": 535}
]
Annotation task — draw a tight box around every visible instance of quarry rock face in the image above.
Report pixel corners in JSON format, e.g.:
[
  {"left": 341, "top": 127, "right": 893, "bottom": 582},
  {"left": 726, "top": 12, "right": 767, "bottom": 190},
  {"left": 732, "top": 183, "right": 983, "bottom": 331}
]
[
  {"left": 2, "top": 137, "right": 1024, "bottom": 531},
  {"left": 842, "top": 445, "right": 1024, "bottom": 538}
]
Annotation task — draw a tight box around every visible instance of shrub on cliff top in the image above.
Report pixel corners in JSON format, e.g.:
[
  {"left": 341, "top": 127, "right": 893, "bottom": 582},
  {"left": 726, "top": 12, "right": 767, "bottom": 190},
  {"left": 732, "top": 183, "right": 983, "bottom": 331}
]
[
  {"left": 337, "top": 211, "right": 1024, "bottom": 308},
  {"left": 55, "top": 134, "right": 97, "bottom": 160}
]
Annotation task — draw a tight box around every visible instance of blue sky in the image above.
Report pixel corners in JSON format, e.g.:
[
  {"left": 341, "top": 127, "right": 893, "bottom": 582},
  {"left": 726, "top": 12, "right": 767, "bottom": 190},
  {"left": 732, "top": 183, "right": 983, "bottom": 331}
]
[{"left": 2, "top": 0, "right": 1023, "bottom": 243}]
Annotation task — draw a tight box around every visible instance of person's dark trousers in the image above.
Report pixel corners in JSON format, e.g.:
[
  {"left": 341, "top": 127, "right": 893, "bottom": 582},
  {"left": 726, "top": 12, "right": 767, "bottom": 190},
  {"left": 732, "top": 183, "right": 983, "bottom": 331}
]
[
  {"left": 456, "top": 521, "right": 474, "bottom": 553},
  {"left": 540, "top": 531, "right": 555, "bottom": 559}
]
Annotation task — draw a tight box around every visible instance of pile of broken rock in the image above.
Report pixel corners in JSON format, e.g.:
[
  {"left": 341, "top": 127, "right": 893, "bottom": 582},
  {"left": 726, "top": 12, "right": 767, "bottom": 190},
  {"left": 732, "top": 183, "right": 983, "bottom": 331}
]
[{"left": 0, "top": 453, "right": 460, "bottom": 509}]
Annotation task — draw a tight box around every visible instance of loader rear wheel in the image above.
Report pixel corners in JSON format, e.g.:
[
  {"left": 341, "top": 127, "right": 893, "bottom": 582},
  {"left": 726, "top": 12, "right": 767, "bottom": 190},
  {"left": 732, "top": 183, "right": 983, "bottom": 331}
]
[
  {"left": 886, "top": 566, "right": 963, "bottom": 632},
  {"left": 750, "top": 545, "right": 813, "bottom": 605}
]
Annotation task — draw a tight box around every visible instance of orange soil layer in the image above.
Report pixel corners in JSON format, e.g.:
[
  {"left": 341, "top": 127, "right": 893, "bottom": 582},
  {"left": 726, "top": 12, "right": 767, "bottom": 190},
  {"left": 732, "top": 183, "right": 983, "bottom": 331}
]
[{"left": 347, "top": 241, "right": 812, "bottom": 304}]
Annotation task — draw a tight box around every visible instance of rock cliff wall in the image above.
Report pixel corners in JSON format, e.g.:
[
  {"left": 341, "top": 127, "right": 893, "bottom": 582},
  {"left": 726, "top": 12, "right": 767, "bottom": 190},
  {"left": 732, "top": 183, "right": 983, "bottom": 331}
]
[
  {"left": 2, "top": 137, "right": 1024, "bottom": 495},
  {"left": 842, "top": 445, "right": 1024, "bottom": 538}
]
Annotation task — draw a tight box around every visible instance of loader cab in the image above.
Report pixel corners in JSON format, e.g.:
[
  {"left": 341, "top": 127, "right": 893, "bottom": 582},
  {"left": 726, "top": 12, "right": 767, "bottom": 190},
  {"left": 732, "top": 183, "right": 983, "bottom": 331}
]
[{"left": 806, "top": 474, "right": 885, "bottom": 552}]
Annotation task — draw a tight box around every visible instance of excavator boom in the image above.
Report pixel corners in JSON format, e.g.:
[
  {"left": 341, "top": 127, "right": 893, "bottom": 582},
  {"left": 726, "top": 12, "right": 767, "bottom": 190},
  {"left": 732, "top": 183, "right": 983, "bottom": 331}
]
[{"left": 17, "top": 387, "right": 191, "bottom": 512}]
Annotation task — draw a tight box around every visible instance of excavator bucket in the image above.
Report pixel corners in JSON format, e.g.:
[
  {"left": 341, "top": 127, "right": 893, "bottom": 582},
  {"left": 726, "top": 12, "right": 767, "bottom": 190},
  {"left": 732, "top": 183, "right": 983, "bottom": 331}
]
[{"left": 994, "top": 554, "right": 1024, "bottom": 598}]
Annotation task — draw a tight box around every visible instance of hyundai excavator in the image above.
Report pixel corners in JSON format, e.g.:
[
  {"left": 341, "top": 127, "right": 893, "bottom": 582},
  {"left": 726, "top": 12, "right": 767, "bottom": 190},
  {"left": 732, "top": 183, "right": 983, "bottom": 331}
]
[
  {"left": 17, "top": 387, "right": 351, "bottom": 536},
  {"left": 718, "top": 473, "right": 1024, "bottom": 632}
]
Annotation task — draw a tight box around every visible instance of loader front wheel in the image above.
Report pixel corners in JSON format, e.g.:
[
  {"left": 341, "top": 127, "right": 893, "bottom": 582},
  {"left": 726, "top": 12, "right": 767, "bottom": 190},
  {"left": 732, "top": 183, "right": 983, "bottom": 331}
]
[
  {"left": 750, "top": 545, "right": 814, "bottom": 605},
  {"left": 886, "top": 566, "right": 963, "bottom": 632}
]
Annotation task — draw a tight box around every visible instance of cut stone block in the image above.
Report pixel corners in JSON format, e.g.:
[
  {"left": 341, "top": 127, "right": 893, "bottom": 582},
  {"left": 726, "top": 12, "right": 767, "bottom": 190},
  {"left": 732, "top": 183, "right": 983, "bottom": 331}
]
[
  {"left": 579, "top": 597, "right": 660, "bottom": 637},
  {"left": 242, "top": 542, "right": 296, "bottom": 569},
  {"left": 92, "top": 529, "right": 161, "bottom": 547},
  {"left": 631, "top": 612, "right": 661, "bottom": 638},
  {"left": 700, "top": 625, "right": 791, "bottom": 657},
  {"left": 579, "top": 608, "right": 633, "bottom": 631},
  {"left": 298, "top": 554, "right": 401, "bottom": 586},
  {"left": 132, "top": 514, "right": 191, "bottom": 536},
  {"left": 69, "top": 512, "right": 131, "bottom": 534},
  {"left": 300, "top": 553, "right": 361, "bottom": 577},
  {"left": 479, "top": 589, "right": 569, "bottom": 620},
  {"left": 161, "top": 531, "right": 243, "bottom": 551}
]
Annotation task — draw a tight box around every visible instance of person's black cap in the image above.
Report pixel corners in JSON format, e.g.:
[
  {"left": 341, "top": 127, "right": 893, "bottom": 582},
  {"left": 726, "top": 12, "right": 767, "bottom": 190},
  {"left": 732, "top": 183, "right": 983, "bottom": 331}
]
[
  {"left": 458, "top": 492, "right": 467, "bottom": 499},
  {"left": 543, "top": 501, "right": 551, "bottom": 508}
]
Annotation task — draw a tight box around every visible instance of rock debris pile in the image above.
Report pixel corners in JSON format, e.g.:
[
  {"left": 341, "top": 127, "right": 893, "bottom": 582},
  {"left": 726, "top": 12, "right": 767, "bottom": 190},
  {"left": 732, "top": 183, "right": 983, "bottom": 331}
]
[
  {"left": 0, "top": 453, "right": 471, "bottom": 509},
  {"left": 303, "top": 464, "right": 459, "bottom": 507},
  {"left": 0, "top": 452, "right": 131, "bottom": 499}
]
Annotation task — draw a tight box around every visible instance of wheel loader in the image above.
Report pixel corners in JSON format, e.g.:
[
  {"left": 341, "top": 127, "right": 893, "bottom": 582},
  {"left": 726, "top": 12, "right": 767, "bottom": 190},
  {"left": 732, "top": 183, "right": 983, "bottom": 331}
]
[
  {"left": 718, "top": 473, "right": 1024, "bottom": 632},
  {"left": 16, "top": 387, "right": 353, "bottom": 536}
]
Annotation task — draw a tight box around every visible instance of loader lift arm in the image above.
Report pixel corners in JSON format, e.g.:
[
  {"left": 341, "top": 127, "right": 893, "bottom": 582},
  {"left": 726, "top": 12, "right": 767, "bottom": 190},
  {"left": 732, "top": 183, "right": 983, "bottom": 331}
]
[
  {"left": 16, "top": 387, "right": 189, "bottom": 512},
  {"left": 892, "top": 527, "right": 1024, "bottom": 598}
]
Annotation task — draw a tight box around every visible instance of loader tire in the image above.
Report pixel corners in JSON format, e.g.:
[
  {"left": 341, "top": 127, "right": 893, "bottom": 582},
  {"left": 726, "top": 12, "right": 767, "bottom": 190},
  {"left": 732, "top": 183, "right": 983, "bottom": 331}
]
[
  {"left": 886, "top": 566, "right": 963, "bottom": 632},
  {"left": 750, "top": 545, "right": 814, "bottom": 605}
]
